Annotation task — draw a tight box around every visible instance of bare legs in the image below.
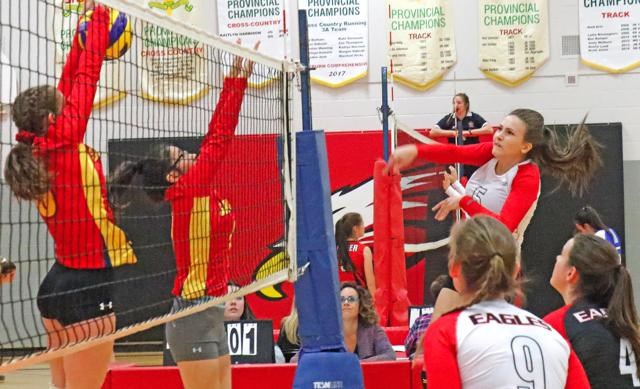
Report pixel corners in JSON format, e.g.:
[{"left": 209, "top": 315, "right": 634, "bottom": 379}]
[{"left": 42, "top": 313, "right": 115, "bottom": 389}]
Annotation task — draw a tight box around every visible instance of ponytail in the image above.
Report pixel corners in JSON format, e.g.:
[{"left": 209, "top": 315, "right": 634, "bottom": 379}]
[
  {"left": 108, "top": 158, "right": 173, "bottom": 207},
  {"left": 468, "top": 254, "right": 515, "bottom": 307},
  {"left": 4, "top": 143, "right": 52, "bottom": 201},
  {"left": 5, "top": 85, "right": 60, "bottom": 201},
  {"left": 335, "top": 218, "right": 355, "bottom": 273},
  {"left": 570, "top": 234, "right": 640, "bottom": 374},
  {"left": 449, "top": 216, "right": 518, "bottom": 308},
  {"left": 108, "top": 161, "right": 142, "bottom": 208},
  {"left": 607, "top": 266, "right": 640, "bottom": 374},
  {"left": 335, "top": 213, "right": 363, "bottom": 273},
  {"left": 511, "top": 110, "right": 602, "bottom": 196}
]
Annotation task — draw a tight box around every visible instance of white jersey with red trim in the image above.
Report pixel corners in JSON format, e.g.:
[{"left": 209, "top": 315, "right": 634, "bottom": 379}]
[
  {"left": 464, "top": 159, "right": 540, "bottom": 246},
  {"left": 424, "top": 300, "right": 589, "bottom": 389},
  {"left": 416, "top": 142, "right": 541, "bottom": 246}
]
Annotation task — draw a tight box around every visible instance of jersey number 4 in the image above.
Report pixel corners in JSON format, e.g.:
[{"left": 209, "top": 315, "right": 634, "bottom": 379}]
[{"left": 620, "top": 338, "right": 640, "bottom": 387}]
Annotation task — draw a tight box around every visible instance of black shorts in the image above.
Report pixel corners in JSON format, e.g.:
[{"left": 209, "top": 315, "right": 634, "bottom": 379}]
[{"left": 37, "top": 262, "right": 115, "bottom": 326}]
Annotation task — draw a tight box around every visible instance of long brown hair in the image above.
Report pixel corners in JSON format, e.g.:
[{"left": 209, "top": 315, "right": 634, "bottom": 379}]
[
  {"left": 569, "top": 234, "right": 640, "bottom": 373},
  {"left": 108, "top": 143, "right": 174, "bottom": 205},
  {"left": 511, "top": 109, "right": 602, "bottom": 196},
  {"left": 335, "top": 213, "right": 363, "bottom": 273},
  {"left": 449, "top": 216, "right": 519, "bottom": 307},
  {"left": 5, "top": 86, "right": 58, "bottom": 200},
  {"left": 340, "top": 282, "right": 378, "bottom": 325},
  {"left": 574, "top": 205, "right": 607, "bottom": 231}
]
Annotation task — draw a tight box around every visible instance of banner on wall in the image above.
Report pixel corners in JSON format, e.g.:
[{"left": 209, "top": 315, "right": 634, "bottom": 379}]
[
  {"left": 478, "top": 0, "right": 549, "bottom": 87},
  {"left": 54, "top": 0, "right": 126, "bottom": 108},
  {"left": 579, "top": 1, "right": 640, "bottom": 73},
  {"left": 300, "top": 0, "right": 368, "bottom": 88},
  {"left": 387, "top": 0, "right": 456, "bottom": 91},
  {"left": 140, "top": 0, "right": 210, "bottom": 103},
  {"left": 216, "top": 0, "right": 287, "bottom": 87},
  {"left": 1, "top": 50, "right": 16, "bottom": 107}
]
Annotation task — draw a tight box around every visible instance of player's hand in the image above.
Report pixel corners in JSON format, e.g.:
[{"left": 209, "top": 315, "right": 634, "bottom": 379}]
[
  {"left": 442, "top": 165, "right": 457, "bottom": 190},
  {"left": 383, "top": 145, "right": 418, "bottom": 175},
  {"left": 229, "top": 39, "right": 244, "bottom": 78},
  {"left": 229, "top": 40, "right": 261, "bottom": 79},
  {"left": 432, "top": 195, "right": 462, "bottom": 221},
  {"left": 240, "top": 41, "right": 260, "bottom": 79},
  {"left": 84, "top": 0, "right": 95, "bottom": 13}
]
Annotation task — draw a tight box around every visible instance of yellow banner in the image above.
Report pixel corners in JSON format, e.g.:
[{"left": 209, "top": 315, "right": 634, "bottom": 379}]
[
  {"left": 301, "top": 0, "right": 369, "bottom": 88},
  {"left": 140, "top": 0, "right": 209, "bottom": 104},
  {"left": 387, "top": 0, "right": 456, "bottom": 91},
  {"left": 478, "top": 0, "right": 549, "bottom": 87},
  {"left": 579, "top": 1, "right": 640, "bottom": 73}
]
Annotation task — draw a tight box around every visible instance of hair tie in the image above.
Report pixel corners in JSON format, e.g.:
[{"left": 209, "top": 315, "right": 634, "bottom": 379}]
[
  {"left": 15, "top": 130, "right": 36, "bottom": 145},
  {"left": 490, "top": 252, "right": 503, "bottom": 260}
]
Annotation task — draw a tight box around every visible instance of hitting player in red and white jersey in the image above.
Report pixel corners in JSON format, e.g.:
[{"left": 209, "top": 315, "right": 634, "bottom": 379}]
[
  {"left": 385, "top": 109, "right": 601, "bottom": 247},
  {"left": 422, "top": 216, "right": 589, "bottom": 389},
  {"left": 545, "top": 234, "right": 640, "bottom": 388}
]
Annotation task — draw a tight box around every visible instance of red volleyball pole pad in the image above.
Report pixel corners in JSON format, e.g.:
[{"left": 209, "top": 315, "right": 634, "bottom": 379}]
[{"left": 373, "top": 160, "right": 410, "bottom": 326}]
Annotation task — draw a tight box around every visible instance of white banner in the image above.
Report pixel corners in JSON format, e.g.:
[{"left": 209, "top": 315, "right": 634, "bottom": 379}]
[
  {"left": 387, "top": 0, "right": 456, "bottom": 91},
  {"left": 54, "top": 0, "right": 126, "bottom": 108},
  {"left": 301, "top": 0, "right": 369, "bottom": 88},
  {"left": 140, "top": 0, "right": 210, "bottom": 103},
  {"left": 216, "top": 0, "right": 287, "bottom": 87},
  {"left": 1, "top": 50, "right": 16, "bottom": 107},
  {"left": 579, "top": 1, "right": 640, "bottom": 73},
  {"left": 478, "top": 0, "right": 549, "bottom": 87}
]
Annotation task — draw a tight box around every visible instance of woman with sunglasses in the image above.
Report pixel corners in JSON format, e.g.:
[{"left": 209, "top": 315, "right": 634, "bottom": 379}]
[
  {"left": 110, "top": 42, "right": 258, "bottom": 389},
  {"left": 339, "top": 282, "right": 395, "bottom": 361},
  {"left": 291, "top": 282, "right": 395, "bottom": 362},
  {"left": 423, "top": 216, "right": 589, "bottom": 388}
]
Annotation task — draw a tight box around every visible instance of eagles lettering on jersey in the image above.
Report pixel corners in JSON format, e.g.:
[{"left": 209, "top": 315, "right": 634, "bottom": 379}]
[
  {"left": 467, "top": 311, "right": 551, "bottom": 329},
  {"left": 424, "top": 300, "right": 589, "bottom": 389},
  {"left": 33, "top": 6, "right": 136, "bottom": 270},
  {"left": 545, "top": 301, "right": 640, "bottom": 388},
  {"left": 167, "top": 77, "right": 247, "bottom": 300}
]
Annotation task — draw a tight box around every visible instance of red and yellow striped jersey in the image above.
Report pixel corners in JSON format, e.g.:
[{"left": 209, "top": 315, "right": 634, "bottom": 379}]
[
  {"left": 33, "top": 6, "right": 136, "bottom": 270},
  {"left": 167, "top": 77, "right": 247, "bottom": 299}
]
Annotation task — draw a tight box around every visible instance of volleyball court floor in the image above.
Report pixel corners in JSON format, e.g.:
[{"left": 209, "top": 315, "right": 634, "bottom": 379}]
[{"left": 0, "top": 353, "right": 162, "bottom": 388}]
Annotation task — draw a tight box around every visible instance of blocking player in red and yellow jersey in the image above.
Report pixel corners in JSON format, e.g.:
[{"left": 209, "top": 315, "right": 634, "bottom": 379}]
[
  {"left": 5, "top": 1, "right": 136, "bottom": 388},
  {"left": 110, "top": 41, "right": 259, "bottom": 389}
]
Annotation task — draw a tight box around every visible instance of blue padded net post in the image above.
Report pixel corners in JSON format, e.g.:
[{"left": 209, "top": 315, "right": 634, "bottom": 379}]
[{"left": 293, "top": 10, "right": 364, "bottom": 389}]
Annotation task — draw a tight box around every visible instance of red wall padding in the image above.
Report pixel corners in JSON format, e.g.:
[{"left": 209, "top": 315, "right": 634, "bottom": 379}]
[{"left": 102, "top": 360, "right": 412, "bottom": 389}]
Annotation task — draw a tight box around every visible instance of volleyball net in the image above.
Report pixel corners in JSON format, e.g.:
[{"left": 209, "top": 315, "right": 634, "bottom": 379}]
[{"left": 0, "top": 0, "right": 295, "bottom": 371}]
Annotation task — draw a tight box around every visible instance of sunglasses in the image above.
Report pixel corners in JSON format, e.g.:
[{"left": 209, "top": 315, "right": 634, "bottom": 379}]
[
  {"left": 170, "top": 152, "right": 185, "bottom": 174},
  {"left": 340, "top": 296, "right": 359, "bottom": 304}
]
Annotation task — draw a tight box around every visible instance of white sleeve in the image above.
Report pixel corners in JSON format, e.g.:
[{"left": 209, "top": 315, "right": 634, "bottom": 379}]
[
  {"left": 445, "top": 186, "right": 459, "bottom": 198},
  {"left": 452, "top": 180, "right": 465, "bottom": 195}
]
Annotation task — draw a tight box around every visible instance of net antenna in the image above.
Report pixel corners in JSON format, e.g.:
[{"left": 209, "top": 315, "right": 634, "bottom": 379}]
[
  {"left": 381, "top": 73, "right": 450, "bottom": 256},
  {"left": 0, "top": 0, "right": 295, "bottom": 372}
]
